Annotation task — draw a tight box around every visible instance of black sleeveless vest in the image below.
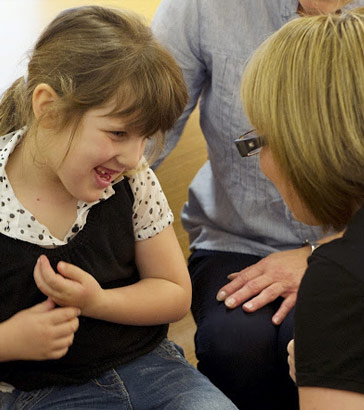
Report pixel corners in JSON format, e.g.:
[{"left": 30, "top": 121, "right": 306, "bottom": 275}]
[{"left": 0, "top": 179, "right": 168, "bottom": 391}]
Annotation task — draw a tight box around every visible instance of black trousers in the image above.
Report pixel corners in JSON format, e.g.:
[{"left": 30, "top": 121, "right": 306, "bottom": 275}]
[{"left": 188, "top": 249, "right": 299, "bottom": 410}]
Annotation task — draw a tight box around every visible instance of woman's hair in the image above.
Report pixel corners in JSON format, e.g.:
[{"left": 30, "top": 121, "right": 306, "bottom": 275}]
[
  {"left": 0, "top": 5, "right": 188, "bottom": 164},
  {"left": 242, "top": 7, "right": 364, "bottom": 230}
]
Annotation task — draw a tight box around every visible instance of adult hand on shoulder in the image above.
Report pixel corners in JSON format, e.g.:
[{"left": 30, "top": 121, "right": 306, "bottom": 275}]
[
  {"left": 34, "top": 255, "right": 103, "bottom": 316},
  {"left": 0, "top": 298, "right": 80, "bottom": 361},
  {"left": 216, "top": 247, "right": 311, "bottom": 324}
]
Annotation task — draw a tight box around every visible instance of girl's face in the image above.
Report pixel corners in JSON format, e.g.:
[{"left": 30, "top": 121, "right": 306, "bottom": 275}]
[
  {"left": 47, "top": 102, "right": 148, "bottom": 203},
  {"left": 259, "top": 146, "right": 319, "bottom": 226}
]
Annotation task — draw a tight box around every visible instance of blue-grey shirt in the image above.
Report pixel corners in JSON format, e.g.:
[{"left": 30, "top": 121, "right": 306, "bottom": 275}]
[{"left": 152, "top": 0, "right": 364, "bottom": 257}]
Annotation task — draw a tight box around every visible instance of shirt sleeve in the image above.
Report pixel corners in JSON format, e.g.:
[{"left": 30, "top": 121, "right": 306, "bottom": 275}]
[
  {"left": 151, "top": 0, "right": 206, "bottom": 168},
  {"left": 128, "top": 167, "right": 174, "bottom": 241},
  {"left": 295, "top": 253, "right": 364, "bottom": 395}
]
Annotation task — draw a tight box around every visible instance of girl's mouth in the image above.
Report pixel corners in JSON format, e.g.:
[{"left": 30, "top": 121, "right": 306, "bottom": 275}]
[
  {"left": 94, "top": 166, "right": 120, "bottom": 188},
  {"left": 95, "top": 167, "right": 113, "bottom": 182}
]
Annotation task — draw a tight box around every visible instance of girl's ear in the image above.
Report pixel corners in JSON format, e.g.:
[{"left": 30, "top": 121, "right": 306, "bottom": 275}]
[{"left": 32, "top": 83, "right": 59, "bottom": 128}]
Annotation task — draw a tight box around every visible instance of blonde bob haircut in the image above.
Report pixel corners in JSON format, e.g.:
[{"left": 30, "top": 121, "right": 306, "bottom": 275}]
[
  {"left": 0, "top": 6, "right": 188, "bottom": 166},
  {"left": 242, "top": 7, "right": 364, "bottom": 231}
]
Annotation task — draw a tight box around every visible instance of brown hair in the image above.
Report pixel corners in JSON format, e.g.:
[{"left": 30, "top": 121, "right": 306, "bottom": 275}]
[
  {"left": 0, "top": 5, "right": 188, "bottom": 163},
  {"left": 242, "top": 7, "right": 364, "bottom": 230}
]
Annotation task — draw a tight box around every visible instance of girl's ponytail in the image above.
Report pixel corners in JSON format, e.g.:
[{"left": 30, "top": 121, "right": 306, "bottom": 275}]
[{"left": 0, "top": 76, "right": 29, "bottom": 135}]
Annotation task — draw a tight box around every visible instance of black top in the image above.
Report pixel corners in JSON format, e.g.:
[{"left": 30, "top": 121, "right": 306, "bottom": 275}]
[
  {"left": 295, "top": 204, "right": 364, "bottom": 395},
  {"left": 0, "top": 179, "right": 167, "bottom": 391}
]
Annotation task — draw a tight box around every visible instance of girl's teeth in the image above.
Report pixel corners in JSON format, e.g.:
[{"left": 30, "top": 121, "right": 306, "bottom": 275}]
[{"left": 96, "top": 167, "right": 111, "bottom": 181}]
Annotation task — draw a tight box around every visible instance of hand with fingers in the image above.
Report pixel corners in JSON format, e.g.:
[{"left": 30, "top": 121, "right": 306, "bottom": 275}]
[
  {"left": 0, "top": 298, "right": 80, "bottom": 361},
  {"left": 287, "top": 339, "right": 296, "bottom": 383},
  {"left": 33, "top": 255, "right": 103, "bottom": 316},
  {"left": 216, "top": 247, "right": 311, "bottom": 325}
]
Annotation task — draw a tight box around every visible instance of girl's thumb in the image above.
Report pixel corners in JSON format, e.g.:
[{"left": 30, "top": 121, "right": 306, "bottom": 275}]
[{"left": 33, "top": 297, "right": 56, "bottom": 312}]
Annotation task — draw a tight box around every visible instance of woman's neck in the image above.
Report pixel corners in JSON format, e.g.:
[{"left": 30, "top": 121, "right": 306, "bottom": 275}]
[{"left": 297, "top": 2, "right": 344, "bottom": 16}]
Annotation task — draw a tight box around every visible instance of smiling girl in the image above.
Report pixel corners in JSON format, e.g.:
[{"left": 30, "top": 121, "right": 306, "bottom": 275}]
[{"left": 0, "top": 6, "right": 237, "bottom": 410}]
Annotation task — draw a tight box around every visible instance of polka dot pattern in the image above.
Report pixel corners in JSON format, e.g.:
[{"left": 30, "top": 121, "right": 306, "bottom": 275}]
[{"left": 129, "top": 167, "right": 174, "bottom": 241}]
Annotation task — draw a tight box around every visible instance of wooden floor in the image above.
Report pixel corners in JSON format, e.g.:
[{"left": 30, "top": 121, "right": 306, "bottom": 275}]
[{"left": 1, "top": 0, "right": 208, "bottom": 368}]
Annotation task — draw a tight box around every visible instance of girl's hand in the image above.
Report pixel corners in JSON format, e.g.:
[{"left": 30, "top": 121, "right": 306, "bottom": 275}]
[
  {"left": 0, "top": 298, "right": 80, "bottom": 361},
  {"left": 34, "top": 255, "right": 103, "bottom": 315}
]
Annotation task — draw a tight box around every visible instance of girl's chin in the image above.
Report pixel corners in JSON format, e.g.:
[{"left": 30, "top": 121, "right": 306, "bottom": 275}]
[
  {"left": 66, "top": 178, "right": 109, "bottom": 203},
  {"left": 71, "top": 189, "right": 105, "bottom": 204}
]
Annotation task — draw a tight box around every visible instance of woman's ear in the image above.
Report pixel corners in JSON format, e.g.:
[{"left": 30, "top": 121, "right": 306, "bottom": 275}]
[{"left": 32, "top": 83, "right": 59, "bottom": 128}]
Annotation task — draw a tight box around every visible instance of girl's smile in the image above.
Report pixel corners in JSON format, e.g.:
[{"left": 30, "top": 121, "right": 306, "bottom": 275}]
[{"left": 94, "top": 166, "right": 125, "bottom": 189}]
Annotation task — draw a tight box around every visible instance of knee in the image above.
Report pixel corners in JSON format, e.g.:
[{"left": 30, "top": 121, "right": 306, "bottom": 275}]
[
  {"left": 175, "top": 386, "right": 238, "bottom": 410},
  {"left": 196, "top": 307, "right": 278, "bottom": 368}
]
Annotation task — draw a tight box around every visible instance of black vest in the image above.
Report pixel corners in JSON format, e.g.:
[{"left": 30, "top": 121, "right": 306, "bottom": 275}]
[{"left": 0, "top": 179, "right": 167, "bottom": 391}]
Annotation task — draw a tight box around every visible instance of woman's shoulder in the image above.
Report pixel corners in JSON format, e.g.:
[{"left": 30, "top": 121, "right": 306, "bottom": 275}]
[
  {"left": 310, "top": 222, "right": 364, "bottom": 287},
  {"left": 296, "top": 231, "right": 364, "bottom": 332},
  {"left": 295, "top": 243, "right": 364, "bottom": 394}
]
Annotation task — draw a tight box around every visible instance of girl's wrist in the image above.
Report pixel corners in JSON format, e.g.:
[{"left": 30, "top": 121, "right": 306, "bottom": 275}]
[
  {"left": 0, "top": 319, "right": 17, "bottom": 362},
  {"left": 81, "top": 288, "right": 107, "bottom": 320}
]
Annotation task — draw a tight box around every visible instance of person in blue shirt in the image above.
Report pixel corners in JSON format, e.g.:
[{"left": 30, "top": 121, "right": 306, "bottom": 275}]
[{"left": 152, "top": 1, "right": 364, "bottom": 408}]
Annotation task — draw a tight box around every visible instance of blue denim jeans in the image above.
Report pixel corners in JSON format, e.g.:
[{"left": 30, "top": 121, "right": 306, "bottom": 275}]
[{"left": 0, "top": 339, "right": 237, "bottom": 410}]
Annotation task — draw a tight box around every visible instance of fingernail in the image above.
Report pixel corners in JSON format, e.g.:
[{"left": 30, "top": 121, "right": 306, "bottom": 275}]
[
  {"left": 244, "top": 302, "right": 253, "bottom": 310},
  {"left": 225, "top": 297, "right": 236, "bottom": 307},
  {"left": 273, "top": 316, "right": 280, "bottom": 325},
  {"left": 216, "top": 290, "right": 227, "bottom": 301},
  {"left": 227, "top": 274, "right": 233, "bottom": 280}
]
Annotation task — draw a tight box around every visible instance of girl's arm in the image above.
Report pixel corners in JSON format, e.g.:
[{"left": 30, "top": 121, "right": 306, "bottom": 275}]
[
  {"left": 87, "top": 224, "right": 191, "bottom": 324},
  {"left": 34, "top": 225, "right": 192, "bottom": 325},
  {"left": 299, "top": 387, "right": 364, "bottom": 410}
]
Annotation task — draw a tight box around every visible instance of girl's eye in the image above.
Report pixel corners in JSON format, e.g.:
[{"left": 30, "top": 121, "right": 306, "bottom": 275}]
[{"left": 111, "top": 131, "right": 127, "bottom": 138}]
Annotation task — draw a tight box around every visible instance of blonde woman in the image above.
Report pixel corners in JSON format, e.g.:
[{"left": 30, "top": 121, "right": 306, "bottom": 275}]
[{"left": 240, "top": 7, "right": 364, "bottom": 409}]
